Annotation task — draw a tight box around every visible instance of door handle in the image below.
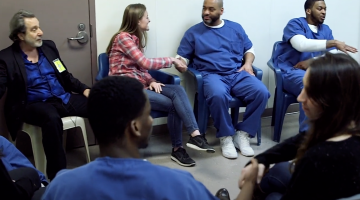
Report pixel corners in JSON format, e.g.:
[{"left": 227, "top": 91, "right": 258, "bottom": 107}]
[
  {"left": 68, "top": 36, "right": 84, "bottom": 40},
  {"left": 67, "top": 31, "right": 88, "bottom": 44}
]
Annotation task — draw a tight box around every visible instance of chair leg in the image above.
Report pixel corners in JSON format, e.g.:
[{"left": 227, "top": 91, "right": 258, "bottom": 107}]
[
  {"left": 273, "top": 91, "right": 286, "bottom": 142},
  {"left": 193, "top": 93, "right": 199, "bottom": 122},
  {"left": 197, "top": 98, "right": 210, "bottom": 135},
  {"left": 62, "top": 131, "right": 67, "bottom": 151},
  {"left": 26, "top": 126, "right": 47, "bottom": 175},
  {"left": 76, "top": 119, "right": 91, "bottom": 163},
  {"left": 230, "top": 107, "right": 240, "bottom": 128},
  {"left": 257, "top": 121, "right": 261, "bottom": 146},
  {"left": 273, "top": 104, "right": 288, "bottom": 142},
  {"left": 271, "top": 88, "right": 278, "bottom": 126}
]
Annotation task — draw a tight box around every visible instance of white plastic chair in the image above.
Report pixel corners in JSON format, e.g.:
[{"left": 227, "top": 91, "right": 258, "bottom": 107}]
[{"left": 19, "top": 116, "right": 91, "bottom": 174}]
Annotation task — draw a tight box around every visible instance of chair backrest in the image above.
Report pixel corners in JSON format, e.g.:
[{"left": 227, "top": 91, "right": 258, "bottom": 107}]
[
  {"left": 96, "top": 53, "right": 110, "bottom": 81},
  {"left": 267, "top": 41, "right": 282, "bottom": 70},
  {"left": 267, "top": 41, "right": 283, "bottom": 88}
]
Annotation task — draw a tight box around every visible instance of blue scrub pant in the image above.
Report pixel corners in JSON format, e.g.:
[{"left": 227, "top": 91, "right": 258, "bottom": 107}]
[
  {"left": 283, "top": 69, "right": 308, "bottom": 133},
  {"left": 203, "top": 71, "right": 269, "bottom": 138}
]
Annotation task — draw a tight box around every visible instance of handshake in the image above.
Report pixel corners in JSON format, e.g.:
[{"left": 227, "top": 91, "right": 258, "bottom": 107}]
[{"left": 171, "top": 57, "right": 188, "bottom": 73}]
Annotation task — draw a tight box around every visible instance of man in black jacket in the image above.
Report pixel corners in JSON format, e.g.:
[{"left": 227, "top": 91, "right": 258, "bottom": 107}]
[{"left": 0, "top": 10, "right": 90, "bottom": 180}]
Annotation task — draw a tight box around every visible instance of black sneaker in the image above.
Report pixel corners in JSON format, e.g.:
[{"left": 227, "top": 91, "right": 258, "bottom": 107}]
[
  {"left": 215, "top": 188, "right": 231, "bottom": 200},
  {"left": 171, "top": 148, "right": 196, "bottom": 167},
  {"left": 186, "top": 135, "right": 215, "bottom": 153}
]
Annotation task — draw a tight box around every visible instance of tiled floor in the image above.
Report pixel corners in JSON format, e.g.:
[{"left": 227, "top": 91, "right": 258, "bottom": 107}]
[{"left": 49, "top": 112, "right": 300, "bottom": 198}]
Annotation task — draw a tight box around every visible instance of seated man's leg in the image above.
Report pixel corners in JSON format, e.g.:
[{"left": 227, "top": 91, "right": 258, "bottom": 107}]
[
  {"left": 24, "top": 102, "right": 65, "bottom": 180},
  {"left": 203, "top": 73, "right": 236, "bottom": 158},
  {"left": 283, "top": 69, "right": 308, "bottom": 132},
  {"left": 231, "top": 72, "right": 270, "bottom": 156},
  {"left": 62, "top": 94, "right": 88, "bottom": 117}
]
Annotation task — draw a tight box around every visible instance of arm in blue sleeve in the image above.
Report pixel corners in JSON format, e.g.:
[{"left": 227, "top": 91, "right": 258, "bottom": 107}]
[
  {"left": 0, "top": 136, "right": 47, "bottom": 183},
  {"left": 239, "top": 25, "right": 253, "bottom": 52},
  {"left": 283, "top": 18, "right": 306, "bottom": 42},
  {"left": 177, "top": 30, "right": 195, "bottom": 61}
]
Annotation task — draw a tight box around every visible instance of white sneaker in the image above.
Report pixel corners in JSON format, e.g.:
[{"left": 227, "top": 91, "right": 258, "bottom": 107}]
[
  {"left": 233, "top": 131, "right": 254, "bottom": 157},
  {"left": 220, "top": 136, "right": 238, "bottom": 159}
]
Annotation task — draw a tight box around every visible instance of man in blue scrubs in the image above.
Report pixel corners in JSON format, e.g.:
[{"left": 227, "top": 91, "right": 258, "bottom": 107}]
[
  {"left": 41, "top": 76, "right": 260, "bottom": 200},
  {"left": 273, "top": 0, "right": 357, "bottom": 133},
  {"left": 176, "top": 0, "right": 269, "bottom": 159}
]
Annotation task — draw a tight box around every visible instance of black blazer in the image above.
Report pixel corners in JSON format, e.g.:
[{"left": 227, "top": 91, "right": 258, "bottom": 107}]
[{"left": 0, "top": 40, "right": 90, "bottom": 140}]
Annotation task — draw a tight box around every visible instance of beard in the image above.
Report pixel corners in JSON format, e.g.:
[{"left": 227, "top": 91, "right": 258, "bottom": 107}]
[
  {"left": 202, "top": 13, "right": 221, "bottom": 26},
  {"left": 310, "top": 12, "right": 324, "bottom": 25},
  {"left": 25, "top": 36, "right": 43, "bottom": 48}
]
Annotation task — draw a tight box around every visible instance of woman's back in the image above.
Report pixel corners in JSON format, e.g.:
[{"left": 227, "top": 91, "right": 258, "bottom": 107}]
[{"left": 283, "top": 136, "right": 360, "bottom": 200}]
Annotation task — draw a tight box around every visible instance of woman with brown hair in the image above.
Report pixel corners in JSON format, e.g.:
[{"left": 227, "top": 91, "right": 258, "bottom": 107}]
[
  {"left": 239, "top": 53, "right": 360, "bottom": 200},
  {"left": 106, "top": 4, "right": 214, "bottom": 167}
]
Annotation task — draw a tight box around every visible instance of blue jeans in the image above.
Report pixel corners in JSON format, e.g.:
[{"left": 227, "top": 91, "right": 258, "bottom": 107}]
[
  {"left": 145, "top": 84, "right": 199, "bottom": 148},
  {"left": 260, "top": 162, "right": 293, "bottom": 200}
]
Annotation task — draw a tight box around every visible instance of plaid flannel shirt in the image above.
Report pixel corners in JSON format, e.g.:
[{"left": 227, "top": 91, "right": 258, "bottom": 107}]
[{"left": 108, "top": 32, "right": 172, "bottom": 87}]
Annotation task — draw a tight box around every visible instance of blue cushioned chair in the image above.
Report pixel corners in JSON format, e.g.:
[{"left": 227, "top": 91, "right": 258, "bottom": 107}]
[
  {"left": 187, "top": 65, "right": 263, "bottom": 146},
  {"left": 96, "top": 53, "right": 181, "bottom": 118},
  {"left": 267, "top": 42, "right": 298, "bottom": 142}
]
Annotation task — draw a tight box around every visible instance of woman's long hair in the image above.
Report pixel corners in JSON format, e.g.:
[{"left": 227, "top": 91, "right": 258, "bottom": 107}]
[
  {"left": 295, "top": 53, "right": 360, "bottom": 165},
  {"left": 106, "top": 4, "right": 147, "bottom": 54}
]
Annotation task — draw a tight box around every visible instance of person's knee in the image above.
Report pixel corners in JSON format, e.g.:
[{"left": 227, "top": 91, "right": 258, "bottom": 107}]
[
  {"left": 256, "top": 84, "right": 270, "bottom": 100},
  {"left": 172, "top": 84, "right": 186, "bottom": 93},
  {"left": 170, "top": 85, "right": 187, "bottom": 98},
  {"left": 265, "top": 192, "right": 283, "bottom": 200},
  {"left": 270, "top": 162, "right": 292, "bottom": 182},
  {"left": 206, "top": 88, "right": 228, "bottom": 103},
  {"left": 41, "top": 113, "right": 62, "bottom": 133},
  {"left": 44, "top": 113, "right": 62, "bottom": 125}
]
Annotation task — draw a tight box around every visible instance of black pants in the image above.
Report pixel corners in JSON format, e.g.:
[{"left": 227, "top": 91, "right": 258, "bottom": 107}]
[
  {"left": 24, "top": 94, "right": 88, "bottom": 180},
  {"left": 1, "top": 158, "right": 45, "bottom": 200}
]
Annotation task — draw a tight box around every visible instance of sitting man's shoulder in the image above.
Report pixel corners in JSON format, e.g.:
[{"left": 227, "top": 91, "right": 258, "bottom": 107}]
[
  {"left": 223, "top": 19, "right": 246, "bottom": 31},
  {"left": 41, "top": 40, "right": 57, "bottom": 49},
  {"left": 186, "top": 21, "right": 205, "bottom": 32},
  {"left": 0, "top": 43, "right": 16, "bottom": 57}
]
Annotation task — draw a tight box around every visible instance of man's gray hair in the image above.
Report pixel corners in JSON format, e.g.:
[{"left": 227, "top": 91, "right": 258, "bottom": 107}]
[{"left": 9, "top": 10, "right": 35, "bottom": 42}]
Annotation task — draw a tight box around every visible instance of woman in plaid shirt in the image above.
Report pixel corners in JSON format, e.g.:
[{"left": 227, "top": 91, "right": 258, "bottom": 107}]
[{"left": 106, "top": 4, "right": 215, "bottom": 167}]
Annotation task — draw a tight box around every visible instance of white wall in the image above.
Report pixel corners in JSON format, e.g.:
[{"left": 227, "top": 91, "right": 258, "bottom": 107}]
[{"left": 95, "top": 0, "right": 360, "bottom": 124}]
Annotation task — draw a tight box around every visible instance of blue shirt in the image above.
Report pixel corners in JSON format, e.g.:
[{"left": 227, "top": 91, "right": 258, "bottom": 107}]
[
  {"left": 177, "top": 20, "right": 253, "bottom": 76},
  {"left": 273, "top": 17, "right": 335, "bottom": 72},
  {"left": 42, "top": 157, "right": 218, "bottom": 200},
  {"left": 0, "top": 136, "right": 47, "bottom": 183},
  {"left": 22, "top": 48, "right": 70, "bottom": 103}
]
